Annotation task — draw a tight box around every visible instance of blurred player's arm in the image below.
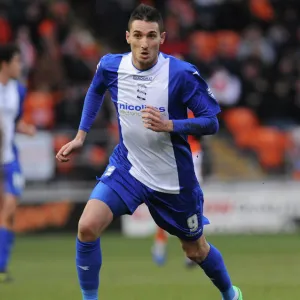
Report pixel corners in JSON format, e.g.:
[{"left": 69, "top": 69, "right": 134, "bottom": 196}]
[
  {"left": 56, "top": 55, "right": 108, "bottom": 162},
  {"left": 15, "top": 119, "right": 36, "bottom": 136},
  {"left": 172, "top": 68, "right": 221, "bottom": 136},
  {"left": 15, "top": 83, "right": 36, "bottom": 136}
]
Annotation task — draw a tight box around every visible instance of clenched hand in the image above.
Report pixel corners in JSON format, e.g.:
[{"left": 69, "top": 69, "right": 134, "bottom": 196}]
[{"left": 141, "top": 106, "right": 173, "bottom": 133}]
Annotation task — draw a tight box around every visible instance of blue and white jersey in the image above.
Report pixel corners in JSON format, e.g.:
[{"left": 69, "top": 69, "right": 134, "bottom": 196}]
[
  {"left": 0, "top": 80, "right": 25, "bottom": 164},
  {"left": 80, "top": 52, "right": 220, "bottom": 194}
]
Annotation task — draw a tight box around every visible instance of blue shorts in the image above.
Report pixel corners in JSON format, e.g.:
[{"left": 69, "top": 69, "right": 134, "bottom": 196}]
[
  {"left": 2, "top": 160, "right": 24, "bottom": 198},
  {"left": 89, "top": 165, "right": 209, "bottom": 241}
]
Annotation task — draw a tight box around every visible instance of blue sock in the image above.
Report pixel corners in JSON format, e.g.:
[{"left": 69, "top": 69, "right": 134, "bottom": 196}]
[
  {"left": 7, "top": 229, "right": 15, "bottom": 250},
  {"left": 199, "top": 244, "right": 236, "bottom": 300},
  {"left": 0, "top": 227, "right": 14, "bottom": 273},
  {"left": 76, "top": 238, "right": 102, "bottom": 300}
]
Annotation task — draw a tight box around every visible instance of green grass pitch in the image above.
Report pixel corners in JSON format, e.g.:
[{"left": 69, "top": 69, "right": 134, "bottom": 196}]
[{"left": 1, "top": 233, "right": 300, "bottom": 299}]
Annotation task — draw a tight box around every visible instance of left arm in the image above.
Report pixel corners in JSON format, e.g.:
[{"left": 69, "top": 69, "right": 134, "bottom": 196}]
[
  {"left": 16, "top": 82, "right": 36, "bottom": 136},
  {"left": 173, "top": 68, "right": 221, "bottom": 135},
  {"left": 142, "top": 67, "right": 220, "bottom": 135},
  {"left": 172, "top": 115, "right": 219, "bottom": 136},
  {"left": 141, "top": 112, "right": 218, "bottom": 135},
  {"left": 16, "top": 119, "right": 36, "bottom": 136}
]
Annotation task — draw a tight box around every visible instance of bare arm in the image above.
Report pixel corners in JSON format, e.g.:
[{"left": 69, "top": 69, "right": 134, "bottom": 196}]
[{"left": 16, "top": 119, "right": 36, "bottom": 136}]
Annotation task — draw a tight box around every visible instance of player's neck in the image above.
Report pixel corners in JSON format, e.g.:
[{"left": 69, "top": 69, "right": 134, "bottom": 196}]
[
  {"left": 132, "top": 56, "right": 158, "bottom": 71},
  {"left": 0, "top": 72, "right": 10, "bottom": 85}
]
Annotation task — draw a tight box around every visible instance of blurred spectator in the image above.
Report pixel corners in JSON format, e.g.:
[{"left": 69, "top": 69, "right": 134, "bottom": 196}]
[
  {"left": 238, "top": 24, "right": 276, "bottom": 65},
  {"left": 208, "top": 66, "right": 241, "bottom": 107},
  {"left": 1, "top": 0, "right": 300, "bottom": 180},
  {"left": 0, "top": 13, "right": 11, "bottom": 43},
  {"left": 15, "top": 26, "right": 36, "bottom": 82},
  {"left": 239, "top": 58, "right": 270, "bottom": 116}
]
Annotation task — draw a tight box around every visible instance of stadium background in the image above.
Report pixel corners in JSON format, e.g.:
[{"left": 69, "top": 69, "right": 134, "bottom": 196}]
[{"left": 1, "top": 0, "right": 300, "bottom": 299}]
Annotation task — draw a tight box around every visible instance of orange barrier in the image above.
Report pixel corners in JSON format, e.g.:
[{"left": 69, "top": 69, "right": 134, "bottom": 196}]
[{"left": 15, "top": 201, "right": 74, "bottom": 233}]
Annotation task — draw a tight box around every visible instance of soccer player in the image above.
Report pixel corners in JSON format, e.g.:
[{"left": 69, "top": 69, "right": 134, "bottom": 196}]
[
  {"left": 56, "top": 4, "right": 243, "bottom": 300},
  {"left": 0, "top": 44, "right": 36, "bottom": 282},
  {"left": 152, "top": 110, "right": 203, "bottom": 267}
]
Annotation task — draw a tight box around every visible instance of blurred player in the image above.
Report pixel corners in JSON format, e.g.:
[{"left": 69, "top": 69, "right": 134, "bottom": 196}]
[
  {"left": 152, "top": 110, "right": 202, "bottom": 267},
  {"left": 0, "top": 44, "right": 36, "bottom": 282},
  {"left": 56, "top": 4, "right": 243, "bottom": 300}
]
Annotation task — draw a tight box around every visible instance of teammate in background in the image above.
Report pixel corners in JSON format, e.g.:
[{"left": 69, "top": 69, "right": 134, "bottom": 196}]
[
  {"left": 56, "top": 4, "right": 243, "bottom": 300},
  {"left": 0, "top": 44, "right": 36, "bottom": 282},
  {"left": 152, "top": 110, "right": 203, "bottom": 268}
]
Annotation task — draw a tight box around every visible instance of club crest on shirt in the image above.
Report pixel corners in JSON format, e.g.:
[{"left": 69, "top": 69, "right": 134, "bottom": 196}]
[{"left": 137, "top": 84, "right": 147, "bottom": 101}]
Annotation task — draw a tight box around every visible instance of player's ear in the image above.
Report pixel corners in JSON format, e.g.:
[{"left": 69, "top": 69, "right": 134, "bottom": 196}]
[
  {"left": 126, "top": 31, "right": 130, "bottom": 44},
  {"left": 160, "top": 32, "right": 166, "bottom": 45}
]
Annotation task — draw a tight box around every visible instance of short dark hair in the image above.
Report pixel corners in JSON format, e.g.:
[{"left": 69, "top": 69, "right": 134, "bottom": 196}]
[
  {"left": 0, "top": 44, "right": 20, "bottom": 66},
  {"left": 128, "top": 4, "right": 164, "bottom": 33}
]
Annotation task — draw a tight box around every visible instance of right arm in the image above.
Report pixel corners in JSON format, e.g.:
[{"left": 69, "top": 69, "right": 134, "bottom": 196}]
[
  {"left": 56, "top": 55, "right": 108, "bottom": 162},
  {"left": 78, "top": 54, "right": 109, "bottom": 136}
]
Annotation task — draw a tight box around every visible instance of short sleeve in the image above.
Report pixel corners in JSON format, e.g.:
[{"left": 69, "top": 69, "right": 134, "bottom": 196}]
[{"left": 182, "top": 65, "right": 221, "bottom": 117}]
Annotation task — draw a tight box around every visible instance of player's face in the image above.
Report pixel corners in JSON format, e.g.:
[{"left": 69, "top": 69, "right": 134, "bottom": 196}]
[
  {"left": 7, "top": 53, "right": 22, "bottom": 79},
  {"left": 126, "top": 20, "right": 166, "bottom": 70}
]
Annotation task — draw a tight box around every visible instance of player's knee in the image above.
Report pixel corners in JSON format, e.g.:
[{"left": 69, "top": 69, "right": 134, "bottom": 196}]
[
  {"left": 0, "top": 195, "right": 17, "bottom": 227},
  {"left": 77, "top": 200, "right": 113, "bottom": 242},
  {"left": 185, "top": 248, "right": 207, "bottom": 263},
  {"left": 181, "top": 236, "right": 210, "bottom": 263},
  {"left": 0, "top": 210, "right": 10, "bottom": 224},
  {"left": 78, "top": 218, "right": 99, "bottom": 242}
]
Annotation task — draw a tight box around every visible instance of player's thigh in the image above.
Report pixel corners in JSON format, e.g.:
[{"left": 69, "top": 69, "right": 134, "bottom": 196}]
[
  {"left": 98, "top": 164, "right": 146, "bottom": 214},
  {"left": 147, "top": 186, "right": 209, "bottom": 241},
  {"left": 79, "top": 181, "right": 130, "bottom": 236},
  {"left": 0, "top": 193, "right": 18, "bottom": 222}
]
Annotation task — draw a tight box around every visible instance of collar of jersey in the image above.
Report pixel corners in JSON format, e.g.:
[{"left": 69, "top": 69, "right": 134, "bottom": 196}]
[{"left": 130, "top": 52, "right": 161, "bottom": 73}]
